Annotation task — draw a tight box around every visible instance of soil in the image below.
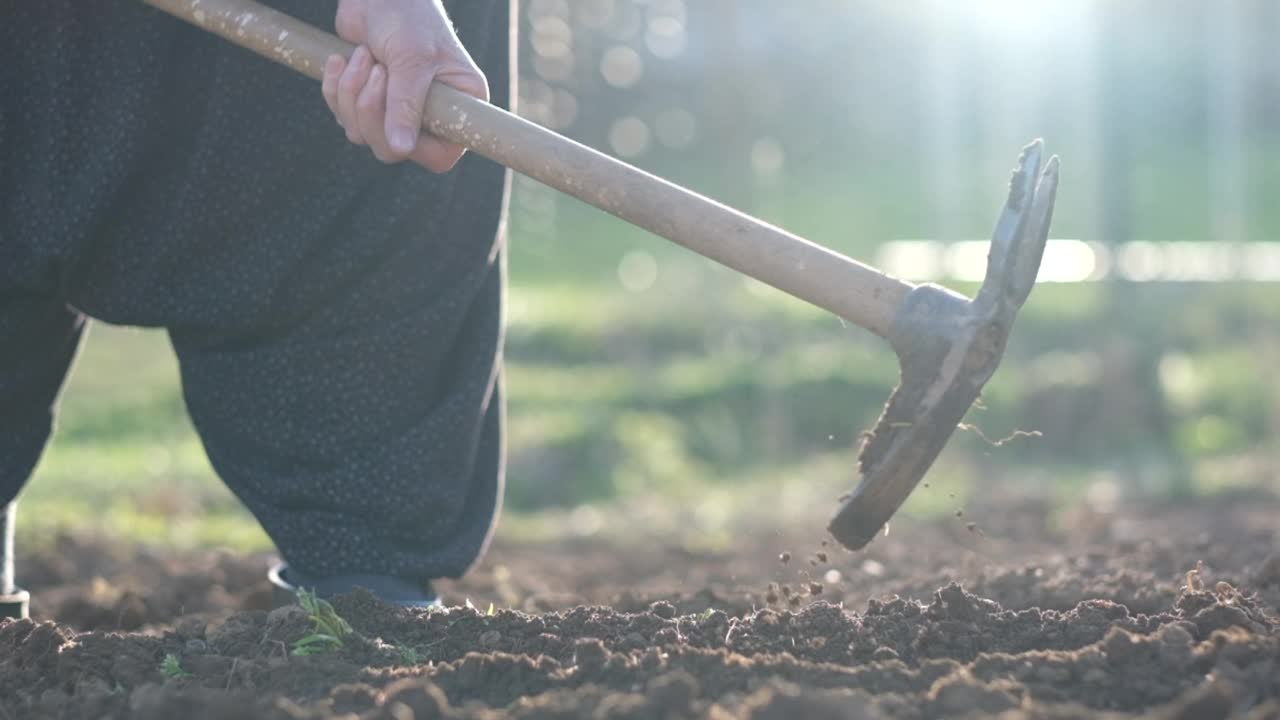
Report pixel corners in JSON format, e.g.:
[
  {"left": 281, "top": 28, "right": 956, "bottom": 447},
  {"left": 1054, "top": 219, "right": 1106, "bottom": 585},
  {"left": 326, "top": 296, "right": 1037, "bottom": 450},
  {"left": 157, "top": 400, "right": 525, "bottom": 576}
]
[{"left": 4, "top": 487, "right": 1280, "bottom": 719}]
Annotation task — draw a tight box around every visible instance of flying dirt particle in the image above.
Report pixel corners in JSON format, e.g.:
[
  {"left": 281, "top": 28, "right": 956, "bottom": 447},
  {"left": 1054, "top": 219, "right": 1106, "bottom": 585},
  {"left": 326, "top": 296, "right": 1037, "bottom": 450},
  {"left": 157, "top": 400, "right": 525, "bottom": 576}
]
[
  {"left": 779, "top": 552, "right": 791, "bottom": 564},
  {"left": 765, "top": 590, "right": 779, "bottom": 605},
  {"left": 781, "top": 585, "right": 792, "bottom": 597},
  {"left": 820, "top": 540, "right": 829, "bottom": 547},
  {"left": 816, "top": 552, "right": 828, "bottom": 563},
  {"left": 955, "top": 510, "right": 964, "bottom": 518},
  {"left": 923, "top": 482, "right": 930, "bottom": 488},
  {"left": 788, "top": 595, "right": 802, "bottom": 608},
  {"left": 948, "top": 493, "right": 956, "bottom": 499},
  {"left": 965, "top": 522, "right": 985, "bottom": 537},
  {"left": 808, "top": 582, "right": 823, "bottom": 596},
  {"left": 861, "top": 559, "right": 886, "bottom": 577}
]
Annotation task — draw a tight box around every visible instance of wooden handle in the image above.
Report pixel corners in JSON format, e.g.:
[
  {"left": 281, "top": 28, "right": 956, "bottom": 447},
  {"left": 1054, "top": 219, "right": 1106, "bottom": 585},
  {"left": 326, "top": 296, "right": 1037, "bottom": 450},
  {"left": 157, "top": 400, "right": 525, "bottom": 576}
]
[{"left": 141, "top": 0, "right": 915, "bottom": 337}]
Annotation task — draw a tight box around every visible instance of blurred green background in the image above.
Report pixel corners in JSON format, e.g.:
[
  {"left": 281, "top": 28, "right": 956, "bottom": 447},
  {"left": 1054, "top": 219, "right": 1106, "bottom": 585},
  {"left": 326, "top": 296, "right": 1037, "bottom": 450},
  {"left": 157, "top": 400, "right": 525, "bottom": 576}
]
[{"left": 15, "top": 0, "right": 1280, "bottom": 549}]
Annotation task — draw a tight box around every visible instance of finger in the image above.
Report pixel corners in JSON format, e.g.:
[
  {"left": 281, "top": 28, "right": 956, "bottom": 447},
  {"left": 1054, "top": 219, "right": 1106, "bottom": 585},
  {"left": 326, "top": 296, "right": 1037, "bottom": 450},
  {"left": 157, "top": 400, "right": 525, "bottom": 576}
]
[
  {"left": 438, "top": 64, "right": 490, "bottom": 105},
  {"left": 404, "top": 67, "right": 488, "bottom": 173},
  {"left": 338, "top": 46, "right": 374, "bottom": 145},
  {"left": 408, "top": 135, "right": 466, "bottom": 174},
  {"left": 357, "top": 64, "right": 395, "bottom": 163},
  {"left": 321, "top": 54, "right": 344, "bottom": 118},
  {"left": 384, "top": 59, "right": 434, "bottom": 158}
]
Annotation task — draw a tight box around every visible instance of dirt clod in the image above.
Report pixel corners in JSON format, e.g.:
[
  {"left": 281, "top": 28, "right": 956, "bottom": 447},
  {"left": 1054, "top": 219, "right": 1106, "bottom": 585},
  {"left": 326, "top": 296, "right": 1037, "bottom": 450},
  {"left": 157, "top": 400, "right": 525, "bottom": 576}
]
[
  {"left": 380, "top": 677, "right": 450, "bottom": 719},
  {"left": 650, "top": 600, "right": 677, "bottom": 619}
]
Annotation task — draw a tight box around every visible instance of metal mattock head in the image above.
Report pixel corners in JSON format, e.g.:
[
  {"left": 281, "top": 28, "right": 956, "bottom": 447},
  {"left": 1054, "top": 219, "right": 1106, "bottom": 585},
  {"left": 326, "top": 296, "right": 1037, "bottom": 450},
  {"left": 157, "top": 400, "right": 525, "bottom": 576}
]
[{"left": 827, "top": 139, "right": 1059, "bottom": 551}]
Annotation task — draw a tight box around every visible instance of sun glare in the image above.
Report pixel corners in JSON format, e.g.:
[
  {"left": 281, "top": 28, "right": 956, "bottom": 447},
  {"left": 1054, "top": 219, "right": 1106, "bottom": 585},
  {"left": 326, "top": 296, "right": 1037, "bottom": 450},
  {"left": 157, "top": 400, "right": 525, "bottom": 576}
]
[{"left": 957, "top": 0, "right": 1085, "bottom": 38}]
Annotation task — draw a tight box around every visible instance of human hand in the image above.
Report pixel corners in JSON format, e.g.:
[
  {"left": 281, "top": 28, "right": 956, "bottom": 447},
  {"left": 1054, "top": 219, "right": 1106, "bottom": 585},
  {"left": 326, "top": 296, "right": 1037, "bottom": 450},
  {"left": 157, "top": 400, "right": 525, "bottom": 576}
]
[{"left": 323, "top": 0, "right": 489, "bottom": 171}]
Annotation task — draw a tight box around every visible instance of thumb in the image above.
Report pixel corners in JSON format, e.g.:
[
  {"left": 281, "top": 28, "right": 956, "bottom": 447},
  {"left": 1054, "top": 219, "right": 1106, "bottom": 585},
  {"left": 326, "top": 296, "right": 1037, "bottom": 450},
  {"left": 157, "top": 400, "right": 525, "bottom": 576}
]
[{"left": 385, "top": 60, "right": 434, "bottom": 157}]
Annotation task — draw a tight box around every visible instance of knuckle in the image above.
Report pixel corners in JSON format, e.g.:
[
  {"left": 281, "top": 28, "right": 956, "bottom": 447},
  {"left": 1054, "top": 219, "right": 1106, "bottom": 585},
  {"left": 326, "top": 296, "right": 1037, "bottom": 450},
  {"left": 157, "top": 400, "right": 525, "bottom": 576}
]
[
  {"left": 340, "top": 74, "right": 365, "bottom": 95},
  {"left": 334, "top": 4, "right": 363, "bottom": 40},
  {"left": 388, "top": 48, "right": 437, "bottom": 73}
]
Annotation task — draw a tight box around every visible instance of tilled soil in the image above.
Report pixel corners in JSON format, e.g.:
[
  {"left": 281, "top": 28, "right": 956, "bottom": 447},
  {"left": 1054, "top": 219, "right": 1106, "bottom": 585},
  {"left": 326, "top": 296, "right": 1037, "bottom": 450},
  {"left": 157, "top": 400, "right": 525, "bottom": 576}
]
[{"left": 3, "top": 487, "right": 1280, "bottom": 719}]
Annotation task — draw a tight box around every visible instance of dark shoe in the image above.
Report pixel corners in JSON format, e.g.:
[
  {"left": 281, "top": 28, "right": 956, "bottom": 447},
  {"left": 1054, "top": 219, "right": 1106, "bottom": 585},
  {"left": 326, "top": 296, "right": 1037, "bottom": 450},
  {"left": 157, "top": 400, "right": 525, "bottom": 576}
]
[{"left": 268, "top": 561, "right": 442, "bottom": 609}]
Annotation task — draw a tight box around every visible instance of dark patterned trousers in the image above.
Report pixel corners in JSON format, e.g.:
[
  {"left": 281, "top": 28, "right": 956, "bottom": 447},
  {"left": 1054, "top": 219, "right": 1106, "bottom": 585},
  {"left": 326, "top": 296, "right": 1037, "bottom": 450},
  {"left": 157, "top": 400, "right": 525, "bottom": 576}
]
[{"left": 0, "top": 0, "right": 512, "bottom": 583}]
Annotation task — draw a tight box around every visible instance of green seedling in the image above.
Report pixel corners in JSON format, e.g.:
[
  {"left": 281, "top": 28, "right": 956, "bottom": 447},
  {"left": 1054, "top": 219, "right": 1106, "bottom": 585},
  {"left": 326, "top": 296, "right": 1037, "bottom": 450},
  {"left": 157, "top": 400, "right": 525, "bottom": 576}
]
[
  {"left": 290, "top": 588, "right": 353, "bottom": 657},
  {"left": 396, "top": 645, "right": 420, "bottom": 666},
  {"left": 159, "top": 653, "right": 193, "bottom": 680}
]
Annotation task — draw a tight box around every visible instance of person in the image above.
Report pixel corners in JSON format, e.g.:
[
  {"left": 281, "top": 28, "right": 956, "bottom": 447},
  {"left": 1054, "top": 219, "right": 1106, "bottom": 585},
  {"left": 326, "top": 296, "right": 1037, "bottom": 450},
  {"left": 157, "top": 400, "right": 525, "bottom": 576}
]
[{"left": 0, "top": 0, "right": 513, "bottom": 608}]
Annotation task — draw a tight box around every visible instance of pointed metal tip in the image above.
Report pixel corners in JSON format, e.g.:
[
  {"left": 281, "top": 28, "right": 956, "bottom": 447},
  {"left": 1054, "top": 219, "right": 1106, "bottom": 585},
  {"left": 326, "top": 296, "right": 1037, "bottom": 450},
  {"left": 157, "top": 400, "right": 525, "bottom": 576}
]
[
  {"left": 1037, "top": 155, "right": 1061, "bottom": 197},
  {"left": 1019, "top": 139, "right": 1044, "bottom": 172},
  {"left": 1009, "top": 141, "right": 1044, "bottom": 211}
]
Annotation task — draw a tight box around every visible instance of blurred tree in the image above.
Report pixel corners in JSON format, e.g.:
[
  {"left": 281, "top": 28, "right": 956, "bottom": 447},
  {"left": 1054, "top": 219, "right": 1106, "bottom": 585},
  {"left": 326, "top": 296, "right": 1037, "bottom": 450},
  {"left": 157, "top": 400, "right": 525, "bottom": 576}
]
[{"left": 1096, "top": 0, "right": 1195, "bottom": 497}]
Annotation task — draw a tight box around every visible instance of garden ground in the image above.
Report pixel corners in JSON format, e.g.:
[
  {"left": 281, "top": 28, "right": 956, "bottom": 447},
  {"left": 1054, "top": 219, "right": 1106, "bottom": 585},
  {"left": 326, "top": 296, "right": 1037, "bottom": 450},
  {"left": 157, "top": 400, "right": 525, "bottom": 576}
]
[{"left": 4, "top": 482, "right": 1279, "bottom": 719}]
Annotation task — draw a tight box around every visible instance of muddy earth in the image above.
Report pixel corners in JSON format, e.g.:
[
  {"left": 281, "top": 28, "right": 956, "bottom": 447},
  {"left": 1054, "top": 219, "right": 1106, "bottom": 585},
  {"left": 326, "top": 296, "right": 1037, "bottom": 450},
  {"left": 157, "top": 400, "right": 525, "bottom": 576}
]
[{"left": 3, "top": 486, "right": 1280, "bottom": 719}]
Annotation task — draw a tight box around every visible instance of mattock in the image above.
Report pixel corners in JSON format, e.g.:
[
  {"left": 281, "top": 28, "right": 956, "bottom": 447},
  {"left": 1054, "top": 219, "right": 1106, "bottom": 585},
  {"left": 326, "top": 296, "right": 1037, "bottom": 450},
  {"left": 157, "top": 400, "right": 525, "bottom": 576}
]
[{"left": 120, "top": 0, "right": 1060, "bottom": 552}]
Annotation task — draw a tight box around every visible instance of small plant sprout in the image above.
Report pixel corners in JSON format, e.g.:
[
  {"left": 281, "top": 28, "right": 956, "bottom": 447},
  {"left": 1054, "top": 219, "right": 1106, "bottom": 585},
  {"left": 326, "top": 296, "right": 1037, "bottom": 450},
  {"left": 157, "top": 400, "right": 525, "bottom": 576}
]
[
  {"left": 290, "top": 588, "right": 353, "bottom": 657},
  {"left": 396, "top": 645, "right": 420, "bottom": 666},
  {"left": 160, "top": 653, "right": 193, "bottom": 680}
]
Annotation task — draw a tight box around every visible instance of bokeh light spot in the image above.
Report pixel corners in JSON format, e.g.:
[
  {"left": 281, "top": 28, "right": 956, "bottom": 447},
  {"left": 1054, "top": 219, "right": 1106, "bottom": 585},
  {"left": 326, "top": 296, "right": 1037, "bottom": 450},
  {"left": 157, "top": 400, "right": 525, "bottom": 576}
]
[
  {"left": 601, "top": 45, "right": 644, "bottom": 87},
  {"left": 618, "top": 250, "right": 658, "bottom": 292},
  {"left": 609, "top": 116, "right": 651, "bottom": 157}
]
